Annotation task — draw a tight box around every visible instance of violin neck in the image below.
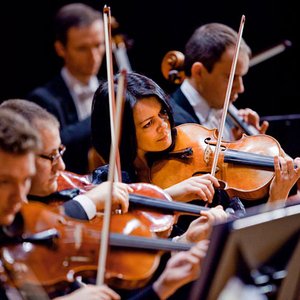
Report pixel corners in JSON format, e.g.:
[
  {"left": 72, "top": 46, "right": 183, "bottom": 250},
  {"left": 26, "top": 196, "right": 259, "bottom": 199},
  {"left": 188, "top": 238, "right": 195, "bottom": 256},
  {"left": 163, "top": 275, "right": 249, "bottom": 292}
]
[
  {"left": 225, "top": 149, "right": 274, "bottom": 169},
  {"left": 129, "top": 194, "right": 208, "bottom": 215},
  {"left": 228, "top": 105, "right": 259, "bottom": 136},
  {"left": 109, "top": 232, "right": 192, "bottom": 252}
]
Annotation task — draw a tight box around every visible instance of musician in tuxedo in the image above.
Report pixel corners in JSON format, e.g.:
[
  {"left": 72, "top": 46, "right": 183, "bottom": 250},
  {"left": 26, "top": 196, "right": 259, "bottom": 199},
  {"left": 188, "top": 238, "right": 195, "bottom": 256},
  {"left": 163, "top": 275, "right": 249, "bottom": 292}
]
[
  {"left": 27, "top": 3, "right": 105, "bottom": 174},
  {"left": 170, "top": 22, "right": 269, "bottom": 141}
]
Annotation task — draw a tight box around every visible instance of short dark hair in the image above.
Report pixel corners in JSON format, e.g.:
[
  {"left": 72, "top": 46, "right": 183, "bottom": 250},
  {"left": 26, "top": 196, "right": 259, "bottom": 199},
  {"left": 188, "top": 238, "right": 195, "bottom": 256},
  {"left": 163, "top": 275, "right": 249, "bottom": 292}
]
[
  {"left": 0, "top": 108, "right": 41, "bottom": 154},
  {"left": 54, "top": 3, "right": 102, "bottom": 45},
  {"left": 91, "top": 72, "right": 175, "bottom": 173},
  {"left": 184, "top": 23, "right": 252, "bottom": 76},
  {"left": 0, "top": 99, "right": 59, "bottom": 129}
]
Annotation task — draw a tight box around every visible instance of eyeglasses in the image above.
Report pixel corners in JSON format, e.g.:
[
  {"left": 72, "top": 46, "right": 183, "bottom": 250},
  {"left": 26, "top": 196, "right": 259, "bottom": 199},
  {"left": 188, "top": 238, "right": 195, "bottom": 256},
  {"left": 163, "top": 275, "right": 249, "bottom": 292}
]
[{"left": 38, "top": 144, "right": 66, "bottom": 164}]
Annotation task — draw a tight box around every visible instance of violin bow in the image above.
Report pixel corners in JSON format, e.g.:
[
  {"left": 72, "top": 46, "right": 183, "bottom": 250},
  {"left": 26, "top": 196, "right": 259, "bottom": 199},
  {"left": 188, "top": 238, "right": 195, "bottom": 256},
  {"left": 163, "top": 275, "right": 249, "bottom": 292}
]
[
  {"left": 211, "top": 15, "right": 246, "bottom": 177},
  {"left": 249, "top": 39, "right": 292, "bottom": 67},
  {"left": 96, "top": 5, "right": 127, "bottom": 285},
  {"left": 96, "top": 69, "right": 127, "bottom": 285},
  {"left": 103, "top": 5, "right": 121, "bottom": 182}
]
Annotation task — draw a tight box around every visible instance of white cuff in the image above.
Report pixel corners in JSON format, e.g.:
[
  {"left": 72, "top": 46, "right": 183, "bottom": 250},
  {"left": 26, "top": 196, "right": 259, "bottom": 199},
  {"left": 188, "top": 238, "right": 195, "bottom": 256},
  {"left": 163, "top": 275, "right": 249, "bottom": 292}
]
[
  {"left": 73, "top": 194, "right": 97, "bottom": 220},
  {"left": 172, "top": 235, "right": 181, "bottom": 242}
]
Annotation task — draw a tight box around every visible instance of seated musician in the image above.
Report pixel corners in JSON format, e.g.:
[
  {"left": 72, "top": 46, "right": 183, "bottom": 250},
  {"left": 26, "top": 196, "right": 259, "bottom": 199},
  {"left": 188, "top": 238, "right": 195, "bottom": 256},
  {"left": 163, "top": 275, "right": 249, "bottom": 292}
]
[
  {"left": 166, "top": 22, "right": 300, "bottom": 205},
  {"left": 168, "top": 22, "right": 269, "bottom": 141}
]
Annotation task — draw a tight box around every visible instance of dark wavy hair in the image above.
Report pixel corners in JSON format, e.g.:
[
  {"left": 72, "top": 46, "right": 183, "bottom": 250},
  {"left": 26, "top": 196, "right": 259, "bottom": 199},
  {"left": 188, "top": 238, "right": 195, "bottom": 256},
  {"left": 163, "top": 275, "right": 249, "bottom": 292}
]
[{"left": 91, "top": 72, "right": 176, "bottom": 174}]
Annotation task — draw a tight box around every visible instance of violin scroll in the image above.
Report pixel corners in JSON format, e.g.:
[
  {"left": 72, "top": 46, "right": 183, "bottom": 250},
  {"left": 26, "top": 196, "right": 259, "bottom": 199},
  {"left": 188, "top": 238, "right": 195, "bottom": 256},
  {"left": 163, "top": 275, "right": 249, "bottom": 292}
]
[{"left": 161, "top": 50, "right": 185, "bottom": 84}]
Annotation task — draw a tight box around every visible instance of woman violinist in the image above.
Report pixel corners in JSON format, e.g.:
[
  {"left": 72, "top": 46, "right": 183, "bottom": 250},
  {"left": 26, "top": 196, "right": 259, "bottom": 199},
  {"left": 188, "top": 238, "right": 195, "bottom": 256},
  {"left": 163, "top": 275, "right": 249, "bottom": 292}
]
[{"left": 91, "top": 72, "right": 300, "bottom": 215}]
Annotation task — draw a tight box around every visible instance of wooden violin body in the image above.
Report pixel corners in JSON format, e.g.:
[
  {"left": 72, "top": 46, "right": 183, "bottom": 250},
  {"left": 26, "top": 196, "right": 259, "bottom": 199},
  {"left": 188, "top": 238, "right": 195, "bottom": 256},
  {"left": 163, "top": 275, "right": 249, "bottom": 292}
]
[
  {"left": 57, "top": 170, "right": 92, "bottom": 193},
  {"left": 150, "top": 124, "right": 284, "bottom": 200},
  {"left": 57, "top": 172, "right": 176, "bottom": 237},
  {"left": 0, "top": 202, "right": 190, "bottom": 294}
]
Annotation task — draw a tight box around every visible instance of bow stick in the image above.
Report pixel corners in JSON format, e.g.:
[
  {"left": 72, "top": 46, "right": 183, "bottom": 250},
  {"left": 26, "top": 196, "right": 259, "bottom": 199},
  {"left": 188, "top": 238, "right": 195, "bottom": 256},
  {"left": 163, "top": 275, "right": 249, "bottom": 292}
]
[
  {"left": 96, "top": 5, "right": 127, "bottom": 285},
  {"left": 211, "top": 15, "right": 246, "bottom": 176}
]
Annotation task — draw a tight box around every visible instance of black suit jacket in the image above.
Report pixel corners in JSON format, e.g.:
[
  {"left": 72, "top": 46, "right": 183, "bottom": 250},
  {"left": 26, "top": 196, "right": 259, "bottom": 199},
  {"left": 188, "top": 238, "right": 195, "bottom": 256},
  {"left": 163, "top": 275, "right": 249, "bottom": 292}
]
[
  {"left": 169, "top": 88, "right": 200, "bottom": 125},
  {"left": 27, "top": 74, "right": 91, "bottom": 174}
]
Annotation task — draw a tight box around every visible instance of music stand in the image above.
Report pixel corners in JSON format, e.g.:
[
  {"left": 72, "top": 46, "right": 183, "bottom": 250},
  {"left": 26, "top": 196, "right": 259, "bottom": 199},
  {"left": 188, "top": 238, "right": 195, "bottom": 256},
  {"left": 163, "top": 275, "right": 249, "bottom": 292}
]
[{"left": 189, "top": 201, "right": 300, "bottom": 300}]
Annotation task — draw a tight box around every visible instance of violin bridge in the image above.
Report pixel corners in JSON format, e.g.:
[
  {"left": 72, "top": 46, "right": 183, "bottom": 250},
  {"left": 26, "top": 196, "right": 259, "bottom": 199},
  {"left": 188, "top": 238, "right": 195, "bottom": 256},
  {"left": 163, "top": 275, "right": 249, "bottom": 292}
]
[{"left": 204, "top": 145, "right": 213, "bottom": 165}]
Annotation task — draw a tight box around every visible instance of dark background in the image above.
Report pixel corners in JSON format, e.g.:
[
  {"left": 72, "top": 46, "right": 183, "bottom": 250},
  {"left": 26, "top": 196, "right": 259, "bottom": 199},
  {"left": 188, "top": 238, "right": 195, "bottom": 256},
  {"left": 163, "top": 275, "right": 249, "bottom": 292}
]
[{"left": 1, "top": 0, "right": 300, "bottom": 155}]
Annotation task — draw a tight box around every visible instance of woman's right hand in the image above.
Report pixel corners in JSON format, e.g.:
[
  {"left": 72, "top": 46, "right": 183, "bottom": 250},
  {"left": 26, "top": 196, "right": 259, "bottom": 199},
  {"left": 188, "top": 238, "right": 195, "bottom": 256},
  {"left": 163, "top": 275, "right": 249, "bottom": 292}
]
[{"left": 164, "top": 174, "right": 220, "bottom": 203}]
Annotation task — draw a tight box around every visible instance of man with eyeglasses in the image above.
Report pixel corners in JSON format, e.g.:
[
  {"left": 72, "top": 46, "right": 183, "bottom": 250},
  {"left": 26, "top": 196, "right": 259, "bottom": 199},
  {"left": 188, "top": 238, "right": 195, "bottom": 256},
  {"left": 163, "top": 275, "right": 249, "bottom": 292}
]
[
  {"left": 38, "top": 144, "right": 66, "bottom": 164},
  {"left": 0, "top": 108, "right": 124, "bottom": 300},
  {"left": 0, "top": 99, "right": 131, "bottom": 220}
]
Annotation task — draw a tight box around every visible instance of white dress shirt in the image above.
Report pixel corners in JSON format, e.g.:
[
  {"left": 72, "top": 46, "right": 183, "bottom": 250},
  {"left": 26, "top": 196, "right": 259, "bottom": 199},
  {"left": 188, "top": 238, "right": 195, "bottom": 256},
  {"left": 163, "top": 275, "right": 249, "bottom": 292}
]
[
  {"left": 181, "top": 79, "right": 233, "bottom": 140},
  {"left": 61, "top": 67, "right": 99, "bottom": 120}
]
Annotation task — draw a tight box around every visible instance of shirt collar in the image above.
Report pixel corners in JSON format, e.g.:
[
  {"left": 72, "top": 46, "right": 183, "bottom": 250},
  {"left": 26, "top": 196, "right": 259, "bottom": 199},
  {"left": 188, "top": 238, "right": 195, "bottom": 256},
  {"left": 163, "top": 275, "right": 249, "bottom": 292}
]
[
  {"left": 61, "top": 67, "right": 98, "bottom": 97},
  {"left": 180, "top": 79, "right": 211, "bottom": 123}
]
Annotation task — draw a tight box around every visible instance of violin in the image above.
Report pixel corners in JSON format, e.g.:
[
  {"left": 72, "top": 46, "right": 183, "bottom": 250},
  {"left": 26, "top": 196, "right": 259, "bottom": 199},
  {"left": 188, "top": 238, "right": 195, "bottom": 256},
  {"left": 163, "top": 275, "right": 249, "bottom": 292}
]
[
  {"left": 56, "top": 171, "right": 214, "bottom": 236},
  {"left": 58, "top": 170, "right": 92, "bottom": 192},
  {"left": 150, "top": 123, "right": 285, "bottom": 200},
  {"left": 0, "top": 202, "right": 192, "bottom": 295},
  {"left": 56, "top": 172, "right": 176, "bottom": 237}
]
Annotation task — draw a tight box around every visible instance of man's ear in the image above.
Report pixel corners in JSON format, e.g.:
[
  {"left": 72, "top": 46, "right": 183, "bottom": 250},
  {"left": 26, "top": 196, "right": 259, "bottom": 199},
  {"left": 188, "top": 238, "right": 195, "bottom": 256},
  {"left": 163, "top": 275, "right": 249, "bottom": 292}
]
[
  {"left": 54, "top": 41, "right": 66, "bottom": 58},
  {"left": 191, "top": 62, "right": 205, "bottom": 78}
]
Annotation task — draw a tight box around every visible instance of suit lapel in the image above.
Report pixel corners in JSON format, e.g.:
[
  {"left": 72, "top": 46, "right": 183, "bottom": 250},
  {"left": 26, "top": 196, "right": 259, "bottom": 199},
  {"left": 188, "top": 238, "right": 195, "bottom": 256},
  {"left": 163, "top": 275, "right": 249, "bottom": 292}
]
[
  {"left": 52, "top": 75, "right": 80, "bottom": 124},
  {"left": 173, "top": 89, "right": 200, "bottom": 123}
]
